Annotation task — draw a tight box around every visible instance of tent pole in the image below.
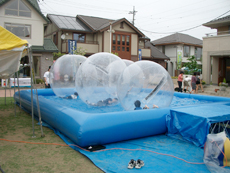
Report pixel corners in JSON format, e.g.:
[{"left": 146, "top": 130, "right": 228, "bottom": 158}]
[
  {"left": 4, "top": 80, "right": 6, "bottom": 105},
  {"left": 16, "top": 72, "right": 21, "bottom": 107},
  {"left": 28, "top": 49, "right": 36, "bottom": 138},
  {"left": 9, "top": 77, "right": 12, "bottom": 104},
  {"left": 28, "top": 48, "right": 44, "bottom": 137},
  {"left": 14, "top": 73, "right": 16, "bottom": 117}
]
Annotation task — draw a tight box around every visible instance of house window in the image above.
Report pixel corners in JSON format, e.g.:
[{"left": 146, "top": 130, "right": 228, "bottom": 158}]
[
  {"left": 113, "top": 35, "right": 116, "bottom": 44},
  {"left": 117, "top": 35, "right": 120, "bottom": 45},
  {"left": 73, "top": 33, "right": 85, "bottom": 43},
  {"left": 53, "top": 33, "right": 57, "bottom": 45},
  {"left": 120, "top": 22, "right": 124, "bottom": 29},
  {"left": 183, "top": 45, "right": 190, "bottom": 57},
  {"left": 162, "top": 45, "right": 165, "bottom": 54},
  {"left": 5, "top": 23, "right": 31, "bottom": 38},
  {"left": 5, "top": 0, "right": 31, "bottom": 17},
  {"left": 33, "top": 56, "right": 40, "bottom": 77},
  {"left": 195, "top": 47, "right": 202, "bottom": 60},
  {"left": 112, "top": 34, "right": 130, "bottom": 53}
]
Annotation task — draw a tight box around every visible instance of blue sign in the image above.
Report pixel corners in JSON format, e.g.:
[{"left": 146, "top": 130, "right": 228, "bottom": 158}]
[
  {"left": 138, "top": 49, "right": 142, "bottom": 61},
  {"left": 68, "top": 40, "right": 77, "bottom": 54}
]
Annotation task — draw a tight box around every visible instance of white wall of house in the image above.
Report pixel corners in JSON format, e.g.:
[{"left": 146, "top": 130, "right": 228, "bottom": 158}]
[
  {"left": 131, "top": 34, "right": 138, "bottom": 56},
  {"left": 97, "top": 32, "right": 103, "bottom": 52},
  {"left": 103, "top": 30, "right": 110, "bottom": 52},
  {"left": 0, "top": 0, "right": 47, "bottom": 46},
  {"left": 113, "top": 22, "right": 136, "bottom": 33},
  {"left": 86, "top": 33, "right": 94, "bottom": 42}
]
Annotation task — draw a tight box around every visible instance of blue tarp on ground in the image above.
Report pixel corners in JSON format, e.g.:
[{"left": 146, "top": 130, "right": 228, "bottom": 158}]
[{"left": 43, "top": 121, "right": 209, "bottom": 173}]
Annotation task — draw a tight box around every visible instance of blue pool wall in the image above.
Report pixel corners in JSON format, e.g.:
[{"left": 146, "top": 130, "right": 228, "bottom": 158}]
[
  {"left": 14, "top": 89, "right": 169, "bottom": 147},
  {"left": 14, "top": 89, "right": 230, "bottom": 147}
]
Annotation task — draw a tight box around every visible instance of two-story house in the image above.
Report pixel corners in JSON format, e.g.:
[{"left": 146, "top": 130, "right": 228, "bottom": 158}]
[
  {"left": 152, "top": 33, "right": 203, "bottom": 76},
  {"left": 45, "top": 14, "right": 169, "bottom": 63},
  {"left": 145, "top": 41, "right": 170, "bottom": 68},
  {"left": 0, "top": 0, "right": 58, "bottom": 79},
  {"left": 202, "top": 15, "right": 230, "bottom": 85}
]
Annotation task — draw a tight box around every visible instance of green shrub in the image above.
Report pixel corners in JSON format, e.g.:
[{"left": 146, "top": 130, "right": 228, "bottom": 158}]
[{"left": 35, "top": 78, "right": 44, "bottom": 84}]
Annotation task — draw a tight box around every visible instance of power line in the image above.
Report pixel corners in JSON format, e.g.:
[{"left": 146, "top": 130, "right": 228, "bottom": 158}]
[
  {"left": 137, "top": 0, "right": 229, "bottom": 25},
  {"left": 39, "top": 0, "right": 130, "bottom": 15},
  {"left": 138, "top": 9, "right": 230, "bottom": 34}
]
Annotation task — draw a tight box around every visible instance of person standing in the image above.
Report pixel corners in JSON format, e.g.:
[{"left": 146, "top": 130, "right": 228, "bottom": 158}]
[
  {"left": 177, "top": 71, "right": 184, "bottom": 92},
  {"left": 190, "top": 72, "right": 197, "bottom": 94},
  {"left": 196, "top": 72, "right": 204, "bottom": 93},
  {"left": 44, "top": 66, "right": 51, "bottom": 88}
]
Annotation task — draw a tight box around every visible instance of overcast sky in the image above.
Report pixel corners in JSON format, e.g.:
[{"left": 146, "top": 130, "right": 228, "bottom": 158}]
[{"left": 38, "top": 0, "right": 230, "bottom": 41}]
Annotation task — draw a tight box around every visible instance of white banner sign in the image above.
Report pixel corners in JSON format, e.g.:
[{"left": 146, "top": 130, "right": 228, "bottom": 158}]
[
  {"left": 10, "top": 78, "right": 31, "bottom": 87},
  {"left": 1, "top": 79, "right": 8, "bottom": 87}
]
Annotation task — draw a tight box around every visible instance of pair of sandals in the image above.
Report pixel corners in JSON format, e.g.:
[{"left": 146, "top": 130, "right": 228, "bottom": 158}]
[{"left": 128, "top": 159, "right": 144, "bottom": 169}]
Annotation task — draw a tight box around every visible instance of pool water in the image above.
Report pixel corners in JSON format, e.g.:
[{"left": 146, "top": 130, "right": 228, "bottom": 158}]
[{"left": 44, "top": 95, "right": 213, "bottom": 113}]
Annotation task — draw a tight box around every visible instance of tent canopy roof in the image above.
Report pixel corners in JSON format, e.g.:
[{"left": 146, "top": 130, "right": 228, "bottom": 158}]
[{"left": 0, "top": 26, "right": 28, "bottom": 51}]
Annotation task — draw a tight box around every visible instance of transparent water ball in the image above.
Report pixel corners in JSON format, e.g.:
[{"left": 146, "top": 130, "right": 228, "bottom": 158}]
[
  {"left": 50, "top": 54, "right": 86, "bottom": 97},
  {"left": 123, "top": 59, "right": 134, "bottom": 66},
  {"left": 76, "top": 52, "right": 126, "bottom": 106},
  {"left": 117, "top": 60, "right": 174, "bottom": 111}
]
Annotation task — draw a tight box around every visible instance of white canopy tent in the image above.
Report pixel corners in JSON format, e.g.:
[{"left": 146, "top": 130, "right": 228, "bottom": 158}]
[
  {"left": 0, "top": 26, "right": 28, "bottom": 79},
  {"left": 0, "top": 26, "right": 44, "bottom": 137}
]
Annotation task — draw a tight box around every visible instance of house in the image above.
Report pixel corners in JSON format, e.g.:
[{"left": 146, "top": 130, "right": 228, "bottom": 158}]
[
  {"left": 0, "top": 0, "right": 58, "bottom": 79},
  {"left": 202, "top": 15, "right": 230, "bottom": 85},
  {"left": 145, "top": 41, "right": 170, "bottom": 68},
  {"left": 151, "top": 33, "right": 203, "bottom": 76},
  {"left": 45, "top": 14, "right": 153, "bottom": 61}
]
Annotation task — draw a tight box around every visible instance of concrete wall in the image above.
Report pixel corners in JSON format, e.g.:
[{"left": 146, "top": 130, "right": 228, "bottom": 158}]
[
  {"left": 0, "top": 0, "right": 47, "bottom": 46},
  {"left": 202, "top": 34, "right": 230, "bottom": 84},
  {"left": 40, "top": 53, "right": 53, "bottom": 79},
  {"left": 217, "top": 26, "right": 229, "bottom": 35},
  {"left": 212, "top": 57, "right": 219, "bottom": 84}
]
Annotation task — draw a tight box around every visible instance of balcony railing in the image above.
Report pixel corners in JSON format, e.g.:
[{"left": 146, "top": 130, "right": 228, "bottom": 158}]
[
  {"left": 62, "top": 39, "right": 99, "bottom": 54},
  {"left": 205, "top": 30, "right": 230, "bottom": 37}
]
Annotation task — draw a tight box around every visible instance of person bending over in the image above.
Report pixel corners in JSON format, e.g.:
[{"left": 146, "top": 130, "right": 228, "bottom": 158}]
[
  {"left": 61, "top": 92, "right": 78, "bottom": 99},
  {"left": 86, "top": 98, "right": 118, "bottom": 106}
]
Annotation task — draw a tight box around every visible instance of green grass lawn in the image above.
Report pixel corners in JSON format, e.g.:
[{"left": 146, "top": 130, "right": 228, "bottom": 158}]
[{"left": 0, "top": 97, "right": 103, "bottom": 173}]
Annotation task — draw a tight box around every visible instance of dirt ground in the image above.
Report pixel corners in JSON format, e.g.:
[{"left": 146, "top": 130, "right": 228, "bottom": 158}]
[{"left": 0, "top": 101, "right": 103, "bottom": 173}]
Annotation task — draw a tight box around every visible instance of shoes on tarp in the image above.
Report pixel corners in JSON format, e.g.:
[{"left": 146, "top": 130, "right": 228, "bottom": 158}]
[
  {"left": 135, "top": 159, "right": 144, "bottom": 169},
  {"left": 127, "top": 159, "right": 136, "bottom": 169}
]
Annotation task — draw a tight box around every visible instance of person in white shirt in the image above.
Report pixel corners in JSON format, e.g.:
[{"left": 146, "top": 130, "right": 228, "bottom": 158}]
[
  {"left": 44, "top": 66, "right": 51, "bottom": 88},
  {"left": 183, "top": 76, "right": 190, "bottom": 93}
]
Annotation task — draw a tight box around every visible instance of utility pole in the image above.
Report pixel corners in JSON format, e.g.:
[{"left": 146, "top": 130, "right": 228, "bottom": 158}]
[
  {"left": 129, "top": 6, "right": 137, "bottom": 25},
  {"left": 107, "top": 22, "right": 115, "bottom": 53}
]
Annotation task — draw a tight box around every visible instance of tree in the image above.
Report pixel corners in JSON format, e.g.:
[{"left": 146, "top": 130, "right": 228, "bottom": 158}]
[
  {"left": 182, "top": 55, "right": 199, "bottom": 74},
  {"left": 53, "top": 52, "right": 65, "bottom": 60},
  {"left": 73, "top": 47, "right": 86, "bottom": 56}
]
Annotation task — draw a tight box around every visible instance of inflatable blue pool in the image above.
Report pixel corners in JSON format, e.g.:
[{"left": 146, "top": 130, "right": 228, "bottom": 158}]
[{"left": 14, "top": 89, "right": 230, "bottom": 147}]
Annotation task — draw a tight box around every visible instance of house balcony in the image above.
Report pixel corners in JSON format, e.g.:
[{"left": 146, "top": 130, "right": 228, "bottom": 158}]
[
  {"left": 139, "top": 47, "right": 151, "bottom": 58},
  {"left": 203, "top": 31, "right": 230, "bottom": 55},
  {"left": 62, "top": 40, "right": 99, "bottom": 54}
]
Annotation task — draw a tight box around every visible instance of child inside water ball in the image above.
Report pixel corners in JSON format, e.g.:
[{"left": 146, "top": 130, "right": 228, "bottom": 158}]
[
  {"left": 134, "top": 100, "right": 158, "bottom": 110},
  {"left": 86, "top": 98, "right": 118, "bottom": 107}
]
